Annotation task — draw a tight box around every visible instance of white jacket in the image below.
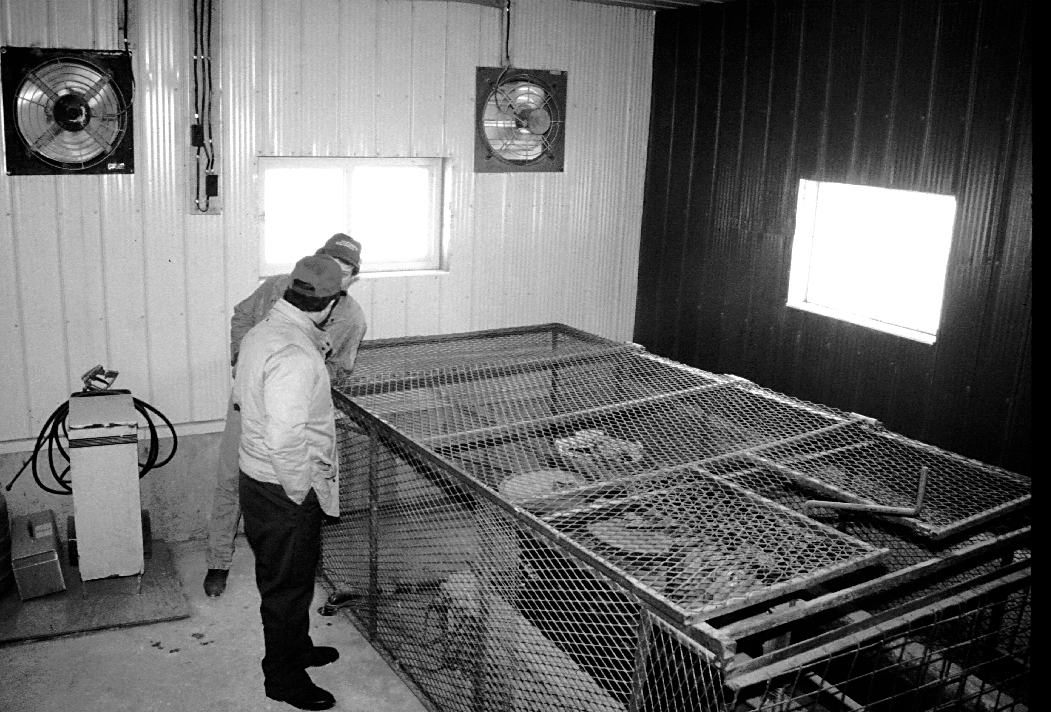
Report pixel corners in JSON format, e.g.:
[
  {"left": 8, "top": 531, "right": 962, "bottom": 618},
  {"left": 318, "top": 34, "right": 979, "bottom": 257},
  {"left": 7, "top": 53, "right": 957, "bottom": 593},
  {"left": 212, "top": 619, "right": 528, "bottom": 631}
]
[{"left": 234, "top": 299, "right": 339, "bottom": 516}]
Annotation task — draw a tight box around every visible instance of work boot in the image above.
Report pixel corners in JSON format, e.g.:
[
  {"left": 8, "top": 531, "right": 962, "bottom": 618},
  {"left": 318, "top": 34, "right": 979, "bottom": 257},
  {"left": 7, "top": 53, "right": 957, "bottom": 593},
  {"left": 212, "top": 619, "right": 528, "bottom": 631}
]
[
  {"left": 203, "top": 568, "right": 229, "bottom": 597},
  {"left": 265, "top": 682, "right": 336, "bottom": 711},
  {"left": 307, "top": 646, "right": 339, "bottom": 668}
]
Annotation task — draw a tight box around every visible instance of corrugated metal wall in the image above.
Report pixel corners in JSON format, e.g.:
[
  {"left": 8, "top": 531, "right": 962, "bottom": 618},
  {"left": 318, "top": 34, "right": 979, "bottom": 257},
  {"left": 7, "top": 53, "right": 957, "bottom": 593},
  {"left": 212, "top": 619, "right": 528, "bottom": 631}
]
[
  {"left": 635, "top": 0, "right": 1030, "bottom": 475},
  {"left": 0, "top": 0, "right": 655, "bottom": 445}
]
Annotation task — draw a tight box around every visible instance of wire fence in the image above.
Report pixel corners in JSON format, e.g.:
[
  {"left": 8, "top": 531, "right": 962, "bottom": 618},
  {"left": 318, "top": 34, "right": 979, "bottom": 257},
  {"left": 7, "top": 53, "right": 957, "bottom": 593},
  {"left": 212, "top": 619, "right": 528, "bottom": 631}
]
[{"left": 321, "top": 325, "right": 1030, "bottom": 712}]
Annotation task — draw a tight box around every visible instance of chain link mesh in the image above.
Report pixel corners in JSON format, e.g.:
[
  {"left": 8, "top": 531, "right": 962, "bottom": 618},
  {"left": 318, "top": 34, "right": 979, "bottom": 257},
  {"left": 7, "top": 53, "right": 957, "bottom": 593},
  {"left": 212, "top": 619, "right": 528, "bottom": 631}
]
[{"left": 320, "top": 325, "right": 1030, "bottom": 712}]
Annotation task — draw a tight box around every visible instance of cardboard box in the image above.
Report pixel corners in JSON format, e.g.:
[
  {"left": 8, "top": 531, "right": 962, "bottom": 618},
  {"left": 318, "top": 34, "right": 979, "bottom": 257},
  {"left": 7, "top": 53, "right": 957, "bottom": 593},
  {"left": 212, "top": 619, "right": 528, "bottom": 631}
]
[{"left": 10, "top": 510, "right": 66, "bottom": 601}]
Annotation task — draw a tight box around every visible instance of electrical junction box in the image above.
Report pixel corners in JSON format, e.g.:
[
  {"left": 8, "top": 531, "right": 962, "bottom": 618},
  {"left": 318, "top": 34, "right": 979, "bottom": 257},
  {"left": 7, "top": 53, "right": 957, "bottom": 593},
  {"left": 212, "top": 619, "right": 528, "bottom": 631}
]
[
  {"left": 10, "top": 509, "right": 66, "bottom": 600},
  {"left": 67, "top": 390, "right": 144, "bottom": 581}
]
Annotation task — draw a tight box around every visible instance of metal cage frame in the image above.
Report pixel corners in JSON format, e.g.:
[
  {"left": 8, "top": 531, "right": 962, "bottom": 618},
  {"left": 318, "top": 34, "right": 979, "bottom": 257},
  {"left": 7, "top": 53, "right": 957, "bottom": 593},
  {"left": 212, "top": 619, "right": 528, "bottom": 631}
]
[{"left": 319, "top": 324, "right": 1030, "bottom": 712}]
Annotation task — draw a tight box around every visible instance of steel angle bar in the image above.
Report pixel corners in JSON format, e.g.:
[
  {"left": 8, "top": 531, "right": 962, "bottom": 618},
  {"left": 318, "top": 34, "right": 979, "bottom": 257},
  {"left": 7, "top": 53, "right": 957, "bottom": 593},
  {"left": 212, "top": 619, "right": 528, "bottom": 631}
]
[
  {"left": 721, "top": 375, "right": 867, "bottom": 426},
  {"left": 343, "top": 343, "right": 640, "bottom": 398},
  {"left": 926, "top": 496, "right": 1032, "bottom": 541},
  {"left": 719, "top": 526, "right": 1031, "bottom": 641},
  {"left": 694, "top": 415, "right": 873, "bottom": 472},
  {"left": 424, "top": 380, "right": 738, "bottom": 450},
  {"left": 732, "top": 439, "right": 878, "bottom": 472},
  {"left": 628, "top": 349, "right": 734, "bottom": 383},
  {"left": 627, "top": 611, "right": 655, "bottom": 712},
  {"left": 724, "top": 559, "right": 1031, "bottom": 686},
  {"left": 352, "top": 321, "right": 620, "bottom": 351}
]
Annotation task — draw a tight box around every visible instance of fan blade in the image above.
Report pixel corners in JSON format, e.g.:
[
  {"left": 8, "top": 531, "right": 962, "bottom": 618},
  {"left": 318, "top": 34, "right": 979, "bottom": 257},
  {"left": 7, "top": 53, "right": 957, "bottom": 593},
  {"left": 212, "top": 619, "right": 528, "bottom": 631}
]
[
  {"left": 29, "top": 122, "right": 64, "bottom": 152},
  {"left": 82, "top": 122, "right": 116, "bottom": 152},
  {"left": 82, "top": 72, "right": 113, "bottom": 105},
  {"left": 22, "top": 68, "right": 63, "bottom": 103}
]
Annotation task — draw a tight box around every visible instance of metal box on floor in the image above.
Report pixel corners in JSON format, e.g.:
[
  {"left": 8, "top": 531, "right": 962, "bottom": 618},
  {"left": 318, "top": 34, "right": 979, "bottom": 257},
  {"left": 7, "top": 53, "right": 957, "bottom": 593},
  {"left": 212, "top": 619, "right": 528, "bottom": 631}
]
[
  {"left": 10, "top": 510, "right": 66, "bottom": 601},
  {"left": 67, "top": 390, "right": 144, "bottom": 581}
]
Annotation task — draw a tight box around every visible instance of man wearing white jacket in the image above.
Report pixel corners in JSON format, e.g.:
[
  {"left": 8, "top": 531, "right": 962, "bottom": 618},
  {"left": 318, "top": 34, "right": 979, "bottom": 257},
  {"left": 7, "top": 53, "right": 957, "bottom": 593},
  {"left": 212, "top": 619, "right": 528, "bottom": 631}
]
[
  {"left": 234, "top": 254, "right": 345, "bottom": 711},
  {"left": 204, "top": 233, "right": 366, "bottom": 598}
]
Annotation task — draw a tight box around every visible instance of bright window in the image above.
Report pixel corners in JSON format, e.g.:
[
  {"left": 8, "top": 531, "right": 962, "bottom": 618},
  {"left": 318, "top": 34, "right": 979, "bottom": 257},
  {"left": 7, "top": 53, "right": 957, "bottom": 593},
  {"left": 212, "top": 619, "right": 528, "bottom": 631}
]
[
  {"left": 787, "top": 180, "right": 956, "bottom": 344},
  {"left": 260, "top": 157, "right": 444, "bottom": 276}
]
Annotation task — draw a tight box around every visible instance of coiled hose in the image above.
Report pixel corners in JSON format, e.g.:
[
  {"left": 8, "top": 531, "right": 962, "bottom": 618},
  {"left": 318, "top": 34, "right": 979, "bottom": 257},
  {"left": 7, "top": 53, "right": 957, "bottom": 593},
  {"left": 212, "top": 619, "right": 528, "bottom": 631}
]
[{"left": 5, "top": 395, "right": 177, "bottom": 495}]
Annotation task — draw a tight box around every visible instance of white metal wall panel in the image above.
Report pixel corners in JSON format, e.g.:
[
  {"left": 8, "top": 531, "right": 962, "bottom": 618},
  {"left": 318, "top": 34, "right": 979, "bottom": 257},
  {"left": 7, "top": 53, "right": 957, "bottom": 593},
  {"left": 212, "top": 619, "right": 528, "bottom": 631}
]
[
  {"left": 139, "top": 0, "right": 193, "bottom": 423},
  {"left": 2, "top": 0, "right": 48, "bottom": 46},
  {"left": 302, "top": 0, "right": 340, "bottom": 156},
  {"left": 0, "top": 0, "right": 654, "bottom": 446},
  {"left": 376, "top": 1, "right": 414, "bottom": 157},
  {"left": 98, "top": 174, "right": 151, "bottom": 408},
  {"left": 221, "top": 0, "right": 263, "bottom": 332},
  {"left": 56, "top": 180, "right": 109, "bottom": 395},
  {"left": 435, "top": 1, "right": 481, "bottom": 335},
  {"left": 0, "top": 158, "right": 29, "bottom": 440},
  {"left": 11, "top": 179, "right": 71, "bottom": 431},
  {"left": 411, "top": 2, "right": 448, "bottom": 158},
  {"left": 340, "top": 1, "right": 379, "bottom": 156}
]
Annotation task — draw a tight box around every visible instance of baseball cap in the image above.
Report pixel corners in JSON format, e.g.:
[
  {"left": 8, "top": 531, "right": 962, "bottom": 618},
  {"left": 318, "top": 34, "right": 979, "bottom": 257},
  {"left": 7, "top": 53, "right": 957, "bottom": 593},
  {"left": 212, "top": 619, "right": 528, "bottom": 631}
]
[
  {"left": 317, "top": 233, "right": 362, "bottom": 272},
  {"left": 288, "top": 255, "right": 343, "bottom": 299}
]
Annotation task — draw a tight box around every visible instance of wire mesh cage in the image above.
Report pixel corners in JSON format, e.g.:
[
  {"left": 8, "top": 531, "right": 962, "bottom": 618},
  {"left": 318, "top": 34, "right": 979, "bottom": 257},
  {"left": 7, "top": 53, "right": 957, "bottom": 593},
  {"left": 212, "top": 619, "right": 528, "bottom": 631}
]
[{"left": 320, "top": 324, "right": 1030, "bottom": 712}]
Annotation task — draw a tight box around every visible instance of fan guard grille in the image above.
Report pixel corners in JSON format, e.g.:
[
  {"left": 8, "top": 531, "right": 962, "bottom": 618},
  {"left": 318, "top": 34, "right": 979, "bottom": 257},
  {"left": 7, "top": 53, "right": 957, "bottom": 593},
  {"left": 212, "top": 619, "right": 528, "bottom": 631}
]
[
  {"left": 475, "top": 67, "right": 566, "bottom": 173},
  {"left": 15, "top": 58, "right": 127, "bottom": 168},
  {"left": 483, "top": 80, "right": 557, "bottom": 163},
  {"left": 2, "top": 47, "right": 134, "bottom": 175}
]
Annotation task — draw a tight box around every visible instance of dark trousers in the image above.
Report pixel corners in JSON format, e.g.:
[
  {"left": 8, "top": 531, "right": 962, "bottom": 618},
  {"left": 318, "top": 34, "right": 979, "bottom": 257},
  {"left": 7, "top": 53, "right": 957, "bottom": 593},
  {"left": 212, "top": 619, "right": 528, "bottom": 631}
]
[{"left": 239, "top": 472, "right": 322, "bottom": 690}]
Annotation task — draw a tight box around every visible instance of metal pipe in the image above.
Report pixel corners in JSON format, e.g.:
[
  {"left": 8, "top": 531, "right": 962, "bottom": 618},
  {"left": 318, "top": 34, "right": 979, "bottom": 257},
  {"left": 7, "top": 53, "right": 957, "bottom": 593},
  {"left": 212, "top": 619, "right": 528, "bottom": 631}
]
[{"left": 804, "top": 466, "right": 928, "bottom": 518}]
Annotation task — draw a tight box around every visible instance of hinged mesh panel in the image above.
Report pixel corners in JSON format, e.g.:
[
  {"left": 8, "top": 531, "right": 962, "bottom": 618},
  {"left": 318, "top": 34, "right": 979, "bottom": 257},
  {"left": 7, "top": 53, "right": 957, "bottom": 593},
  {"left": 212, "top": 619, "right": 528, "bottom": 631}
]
[{"left": 320, "top": 324, "right": 1029, "bottom": 712}]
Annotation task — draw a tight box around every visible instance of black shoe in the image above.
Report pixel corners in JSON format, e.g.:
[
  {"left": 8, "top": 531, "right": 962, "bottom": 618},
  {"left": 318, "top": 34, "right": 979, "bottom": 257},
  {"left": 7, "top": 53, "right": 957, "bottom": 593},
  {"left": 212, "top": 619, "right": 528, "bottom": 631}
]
[
  {"left": 265, "top": 683, "right": 335, "bottom": 710},
  {"left": 203, "top": 568, "right": 229, "bottom": 597},
  {"left": 307, "top": 646, "right": 339, "bottom": 668}
]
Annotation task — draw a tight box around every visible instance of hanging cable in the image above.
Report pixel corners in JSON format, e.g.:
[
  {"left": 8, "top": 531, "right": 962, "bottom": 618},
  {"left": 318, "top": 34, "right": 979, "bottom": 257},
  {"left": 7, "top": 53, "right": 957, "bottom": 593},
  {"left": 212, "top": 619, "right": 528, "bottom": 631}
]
[
  {"left": 192, "top": 0, "right": 217, "bottom": 212},
  {"left": 503, "top": 0, "right": 512, "bottom": 67},
  {"left": 204, "top": 0, "right": 215, "bottom": 176},
  {"left": 122, "top": 0, "right": 130, "bottom": 53}
]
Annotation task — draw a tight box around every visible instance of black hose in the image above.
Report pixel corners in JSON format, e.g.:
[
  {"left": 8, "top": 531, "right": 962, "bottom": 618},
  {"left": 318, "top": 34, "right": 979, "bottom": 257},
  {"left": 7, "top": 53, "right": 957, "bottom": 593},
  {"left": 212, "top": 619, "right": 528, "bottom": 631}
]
[
  {"left": 29, "top": 401, "right": 72, "bottom": 495},
  {"left": 4, "top": 394, "right": 178, "bottom": 494},
  {"left": 134, "top": 398, "right": 178, "bottom": 476}
]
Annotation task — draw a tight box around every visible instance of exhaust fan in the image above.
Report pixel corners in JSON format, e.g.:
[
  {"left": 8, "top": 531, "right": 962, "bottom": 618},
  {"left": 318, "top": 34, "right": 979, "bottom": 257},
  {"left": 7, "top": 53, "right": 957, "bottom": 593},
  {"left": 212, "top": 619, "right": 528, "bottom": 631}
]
[
  {"left": 475, "top": 66, "right": 566, "bottom": 173},
  {"left": 1, "top": 46, "right": 134, "bottom": 175}
]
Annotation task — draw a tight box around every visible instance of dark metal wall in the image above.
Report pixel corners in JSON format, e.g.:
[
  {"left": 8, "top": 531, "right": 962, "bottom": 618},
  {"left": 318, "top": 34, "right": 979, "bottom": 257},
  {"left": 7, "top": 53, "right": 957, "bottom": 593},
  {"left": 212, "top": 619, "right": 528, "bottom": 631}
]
[{"left": 635, "top": 0, "right": 1030, "bottom": 475}]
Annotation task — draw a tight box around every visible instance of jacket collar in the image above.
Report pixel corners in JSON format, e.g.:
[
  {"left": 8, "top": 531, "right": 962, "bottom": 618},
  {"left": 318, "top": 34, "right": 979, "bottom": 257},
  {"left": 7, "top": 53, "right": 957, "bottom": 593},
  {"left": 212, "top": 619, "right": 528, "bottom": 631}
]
[{"left": 270, "top": 299, "right": 331, "bottom": 356}]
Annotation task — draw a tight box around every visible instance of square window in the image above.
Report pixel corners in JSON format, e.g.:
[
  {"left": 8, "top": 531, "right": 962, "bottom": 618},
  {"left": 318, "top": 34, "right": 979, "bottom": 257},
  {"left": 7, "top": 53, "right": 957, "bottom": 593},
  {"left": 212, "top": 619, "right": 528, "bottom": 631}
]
[
  {"left": 259, "top": 157, "right": 444, "bottom": 276},
  {"left": 787, "top": 180, "right": 956, "bottom": 344}
]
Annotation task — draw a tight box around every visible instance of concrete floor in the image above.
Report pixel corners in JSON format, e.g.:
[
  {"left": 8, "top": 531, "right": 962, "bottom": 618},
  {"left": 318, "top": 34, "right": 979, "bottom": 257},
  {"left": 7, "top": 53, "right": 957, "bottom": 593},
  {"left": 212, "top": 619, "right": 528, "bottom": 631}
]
[{"left": 0, "top": 537, "right": 429, "bottom": 712}]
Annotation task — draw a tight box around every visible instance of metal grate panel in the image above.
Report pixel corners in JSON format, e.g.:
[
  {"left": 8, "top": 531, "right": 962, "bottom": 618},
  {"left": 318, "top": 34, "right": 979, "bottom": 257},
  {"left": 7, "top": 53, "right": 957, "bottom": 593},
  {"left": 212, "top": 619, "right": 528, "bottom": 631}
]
[
  {"left": 537, "top": 467, "right": 885, "bottom": 620},
  {"left": 724, "top": 423, "right": 1031, "bottom": 540}
]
